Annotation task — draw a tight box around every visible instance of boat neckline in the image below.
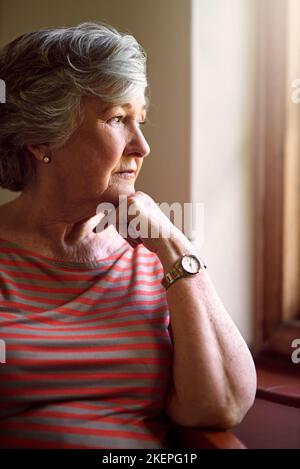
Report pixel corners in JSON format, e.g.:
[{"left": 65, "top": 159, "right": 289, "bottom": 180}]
[{"left": 0, "top": 236, "right": 129, "bottom": 269}]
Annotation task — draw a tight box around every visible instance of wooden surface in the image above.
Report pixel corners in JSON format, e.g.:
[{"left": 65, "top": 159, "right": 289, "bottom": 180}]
[
  {"left": 168, "top": 425, "right": 246, "bottom": 449},
  {"left": 256, "top": 359, "right": 300, "bottom": 407},
  {"left": 233, "top": 397, "right": 300, "bottom": 448}
]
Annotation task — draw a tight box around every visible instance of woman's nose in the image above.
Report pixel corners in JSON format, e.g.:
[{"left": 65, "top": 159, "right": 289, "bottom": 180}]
[{"left": 125, "top": 126, "right": 150, "bottom": 158}]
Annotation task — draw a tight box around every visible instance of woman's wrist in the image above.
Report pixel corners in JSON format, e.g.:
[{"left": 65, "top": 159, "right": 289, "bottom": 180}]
[{"left": 154, "top": 231, "right": 199, "bottom": 274}]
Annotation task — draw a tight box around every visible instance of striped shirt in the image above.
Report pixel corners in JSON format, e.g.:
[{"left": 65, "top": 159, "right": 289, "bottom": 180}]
[{"left": 0, "top": 238, "right": 172, "bottom": 448}]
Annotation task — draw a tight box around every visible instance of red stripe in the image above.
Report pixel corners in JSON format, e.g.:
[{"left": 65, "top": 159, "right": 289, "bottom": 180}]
[
  {"left": 0, "top": 370, "right": 168, "bottom": 381},
  {"left": 0, "top": 300, "right": 42, "bottom": 313},
  {"left": 30, "top": 408, "right": 169, "bottom": 441},
  {"left": 0, "top": 307, "right": 167, "bottom": 327},
  {"left": 0, "top": 269, "right": 162, "bottom": 289},
  {"left": 1, "top": 329, "right": 168, "bottom": 340},
  {"left": 0, "top": 312, "right": 18, "bottom": 319},
  {"left": 24, "top": 304, "right": 167, "bottom": 321},
  {"left": 66, "top": 398, "right": 153, "bottom": 409},
  {"left": 0, "top": 420, "right": 160, "bottom": 441},
  {"left": 55, "top": 302, "right": 167, "bottom": 318},
  {"left": 7, "top": 341, "right": 170, "bottom": 353},
  {"left": 1, "top": 314, "right": 169, "bottom": 332},
  {"left": 1, "top": 275, "right": 163, "bottom": 294},
  {"left": 25, "top": 409, "right": 144, "bottom": 427},
  {"left": 0, "top": 385, "right": 165, "bottom": 398},
  {"left": 0, "top": 396, "right": 155, "bottom": 411},
  {"left": 2, "top": 286, "right": 164, "bottom": 306},
  {"left": 0, "top": 296, "right": 165, "bottom": 313},
  {"left": 1, "top": 267, "right": 161, "bottom": 283},
  {"left": 6, "top": 355, "right": 170, "bottom": 366},
  {"left": 0, "top": 312, "right": 167, "bottom": 332}
]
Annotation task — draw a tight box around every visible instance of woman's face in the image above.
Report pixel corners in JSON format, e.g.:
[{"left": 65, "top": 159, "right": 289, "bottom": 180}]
[{"left": 49, "top": 92, "right": 150, "bottom": 208}]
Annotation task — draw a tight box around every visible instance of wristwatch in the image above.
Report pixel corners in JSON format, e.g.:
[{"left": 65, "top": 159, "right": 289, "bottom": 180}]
[{"left": 162, "top": 254, "right": 207, "bottom": 290}]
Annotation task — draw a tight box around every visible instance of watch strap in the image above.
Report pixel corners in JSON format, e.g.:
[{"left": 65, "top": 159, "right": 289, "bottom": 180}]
[
  {"left": 162, "top": 255, "right": 206, "bottom": 290},
  {"left": 161, "top": 261, "right": 182, "bottom": 289}
]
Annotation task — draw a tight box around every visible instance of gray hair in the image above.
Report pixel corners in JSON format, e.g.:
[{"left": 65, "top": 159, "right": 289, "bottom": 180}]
[{"left": 0, "top": 22, "right": 148, "bottom": 192}]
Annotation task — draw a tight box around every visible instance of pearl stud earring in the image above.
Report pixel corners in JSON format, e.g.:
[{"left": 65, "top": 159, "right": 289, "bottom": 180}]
[{"left": 43, "top": 155, "right": 51, "bottom": 164}]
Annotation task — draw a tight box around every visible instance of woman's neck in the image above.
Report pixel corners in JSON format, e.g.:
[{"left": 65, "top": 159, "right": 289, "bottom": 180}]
[{"left": 0, "top": 194, "right": 124, "bottom": 263}]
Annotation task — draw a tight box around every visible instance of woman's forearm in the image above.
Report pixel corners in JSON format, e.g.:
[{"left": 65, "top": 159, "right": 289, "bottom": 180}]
[{"left": 156, "top": 234, "right": 257, "bottom": 429}]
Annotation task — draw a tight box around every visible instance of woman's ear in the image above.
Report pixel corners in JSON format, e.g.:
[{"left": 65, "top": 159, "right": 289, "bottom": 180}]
[{"left": 26, "top": 144, "right": 50, "bottom": 162}]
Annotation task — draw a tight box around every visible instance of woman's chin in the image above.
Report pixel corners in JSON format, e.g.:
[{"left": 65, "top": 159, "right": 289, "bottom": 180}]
[{"left": 99, "top": 184, "right": 136, "bottom": 206}]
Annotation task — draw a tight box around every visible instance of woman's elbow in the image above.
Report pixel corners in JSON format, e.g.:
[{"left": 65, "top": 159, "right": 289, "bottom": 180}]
[
  {"left": 215, "top": 398, "right": 255, "bottom": 430},
  {"left": 214, "top": 382, "right": 257, "bottom": 430},
  {"left": 218, "top": 362, "right": 257, "bottom": 429},
  {"left": 167, "top": 390, "right": 256, "bottom": 430},
  {"left": 167, "top": 365, "right": 257, "bottom": 429}
]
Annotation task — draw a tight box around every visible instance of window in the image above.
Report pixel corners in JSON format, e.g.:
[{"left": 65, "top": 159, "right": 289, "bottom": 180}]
[
  {"left": 253, "top": 0, "right": 300, "bottom": 359},
  {"left": 283, "top": 0, "right": 300, "bottom": 323}
]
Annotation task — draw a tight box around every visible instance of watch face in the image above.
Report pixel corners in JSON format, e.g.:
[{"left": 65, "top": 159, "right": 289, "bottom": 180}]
[{"left": 181, "top": 255, "right": 201, "bottom": 274}]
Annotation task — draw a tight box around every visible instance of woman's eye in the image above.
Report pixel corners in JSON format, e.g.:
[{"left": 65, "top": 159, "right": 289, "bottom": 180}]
[
  {"left": 107, "top": 115, "right": 124, "bottom": 125},
  {"left": 106, "top": 116, "right": 147, "bottom": 128}
]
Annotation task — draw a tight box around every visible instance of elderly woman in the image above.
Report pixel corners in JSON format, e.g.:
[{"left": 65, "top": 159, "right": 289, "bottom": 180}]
[{"left": 0, "top": 22, "right": 256, "bottom": 449}]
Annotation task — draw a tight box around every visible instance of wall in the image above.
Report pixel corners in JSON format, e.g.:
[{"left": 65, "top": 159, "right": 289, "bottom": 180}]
[
  {"left": 0, "top": 0, "right": 255, "bottom": 344},
  {"left": 191, "top": 0, "right": 255, "bottom": 344}
]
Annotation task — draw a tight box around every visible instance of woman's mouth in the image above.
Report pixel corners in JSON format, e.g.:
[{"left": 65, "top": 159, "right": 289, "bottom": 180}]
[{"left": 113, "top": 170, "right": 136, "bottom": 179}]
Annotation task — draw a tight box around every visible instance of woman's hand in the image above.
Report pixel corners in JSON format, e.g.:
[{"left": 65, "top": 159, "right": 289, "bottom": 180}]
[{"left": 109, "top": 190, "right": 189, "bottom": 256}]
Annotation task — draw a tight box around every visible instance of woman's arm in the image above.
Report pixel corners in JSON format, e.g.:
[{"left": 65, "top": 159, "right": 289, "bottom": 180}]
[
  {"left": 156, "top": 234, "right": 257, "bottom": 429},
  {"left": 112, "top": 191, "right": 257, "bottom": 428}
]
